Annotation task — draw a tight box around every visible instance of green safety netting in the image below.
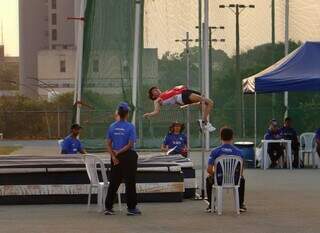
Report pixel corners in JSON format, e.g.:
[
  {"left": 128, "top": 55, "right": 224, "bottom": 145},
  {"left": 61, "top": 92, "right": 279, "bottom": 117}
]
[{"left": 79, "top": 0, "right": 320, "bottom": 151}]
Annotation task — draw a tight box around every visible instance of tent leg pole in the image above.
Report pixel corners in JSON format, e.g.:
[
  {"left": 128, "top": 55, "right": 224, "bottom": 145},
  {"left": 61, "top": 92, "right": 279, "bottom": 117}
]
[{"left": 254, "top": 92, "right": 257, "bottom": 168}]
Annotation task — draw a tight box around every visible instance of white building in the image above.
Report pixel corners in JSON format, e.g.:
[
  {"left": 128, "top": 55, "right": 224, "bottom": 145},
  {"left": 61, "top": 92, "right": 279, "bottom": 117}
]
[
  {"left": 19, "top": 0, "right": 76, "bottom": 98},
  {"left": 83, "top": 48, "right": 159, "bottom": 95},
  {"left": 37, "top": 48, "right": 75, "bottom": 99},
  {"left": 20, "top": 0, "right": 159, "bottom": 100}
]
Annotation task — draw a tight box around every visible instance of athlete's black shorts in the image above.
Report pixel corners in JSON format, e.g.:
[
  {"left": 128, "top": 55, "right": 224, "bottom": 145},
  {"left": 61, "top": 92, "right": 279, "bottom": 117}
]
[{"left": 181, "top": 89, "right": 201, "bottom": 105}]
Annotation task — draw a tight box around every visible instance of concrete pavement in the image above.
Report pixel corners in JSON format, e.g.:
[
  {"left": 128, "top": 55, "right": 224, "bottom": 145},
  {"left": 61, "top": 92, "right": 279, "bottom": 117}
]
[
  {"left": 0, "top": 169, "right": 319, "bottom": 233},
  {"left": 0, "top": 141, "right": 319, "bottom": 233}
]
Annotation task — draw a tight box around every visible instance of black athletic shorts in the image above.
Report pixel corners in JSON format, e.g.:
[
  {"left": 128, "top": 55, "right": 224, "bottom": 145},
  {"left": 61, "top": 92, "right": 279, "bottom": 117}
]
[{"left": 181, "top": 89, "right": 201, "bottom": 105}]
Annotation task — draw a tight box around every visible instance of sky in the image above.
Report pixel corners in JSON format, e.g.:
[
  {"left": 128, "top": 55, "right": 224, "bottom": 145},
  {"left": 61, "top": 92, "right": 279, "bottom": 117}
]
[
  {"left": 0, "top": 0, "right": 19, "bottom": 56},
  {"left": 0, "top": 0, "right": 320, "bottom": 57},
  {"left": 144, "top": 0, "right": 320, "bottom": 56}
]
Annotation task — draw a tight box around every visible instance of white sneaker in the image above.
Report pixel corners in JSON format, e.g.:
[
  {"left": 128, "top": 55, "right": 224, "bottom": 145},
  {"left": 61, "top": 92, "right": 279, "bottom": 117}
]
[
  {"left": 197, "top": 120, "right": 216, "bottom": 132},
  {"left": 204, "top": 122, "right": 216, "bottom": 132}
]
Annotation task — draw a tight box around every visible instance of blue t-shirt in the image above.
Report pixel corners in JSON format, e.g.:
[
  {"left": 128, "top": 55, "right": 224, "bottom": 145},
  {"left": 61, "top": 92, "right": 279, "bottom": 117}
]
[
  {"left": 316, "top": 128, "right": 320, "bottom": 140},
  {"left": 163, "top": 133, "right": 187, "bottom": 154},
  {"left": 208, "top": 144, "right": 243, "bottom": 165},
  {"left": 62, "top": 135, "right": 83, "bottom": 154},
  {"left": 264, "top": 129, "right": 282, "bottom": 140},
  {"left": 107, "top": 120, "right": 136, "bottom": 150},
  {"left": 280, "top": 126, "right": 298, "bottom": 141}
]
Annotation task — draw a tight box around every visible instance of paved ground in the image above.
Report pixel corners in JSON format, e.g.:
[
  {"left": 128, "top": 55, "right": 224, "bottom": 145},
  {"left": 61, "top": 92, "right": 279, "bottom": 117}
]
[
  {"left": 0, "top": 140, "right": 59, "bottom": 155},
  {"left": 0, "top": 141, "right": 319, "bottom": 233},
  {"left": 0, "top": 170, "right": 319, "bottom": 233}
]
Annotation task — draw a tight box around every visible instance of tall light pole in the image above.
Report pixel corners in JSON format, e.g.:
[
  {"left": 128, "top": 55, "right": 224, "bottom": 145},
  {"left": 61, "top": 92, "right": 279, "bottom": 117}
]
[
  {"left": 219, "top": 4, "right": 255, "bottom": 137},
  {"left": 132, "top": 0, "right": 142, "bottom": 127},
  {"left": 175, "top": 32, "right": 193, "bottom": 157},
  {"left": 284, "top": 0, "right": 289, "bottom": 118},
  {"left": 271, "top": 0, "right": 276, "bottom": 118}
]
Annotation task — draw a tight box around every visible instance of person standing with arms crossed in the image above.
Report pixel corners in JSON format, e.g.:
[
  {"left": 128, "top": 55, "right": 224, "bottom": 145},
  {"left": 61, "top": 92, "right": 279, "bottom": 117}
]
[{"left": 105, "top": 102, "right": 141, "bottom": 216}]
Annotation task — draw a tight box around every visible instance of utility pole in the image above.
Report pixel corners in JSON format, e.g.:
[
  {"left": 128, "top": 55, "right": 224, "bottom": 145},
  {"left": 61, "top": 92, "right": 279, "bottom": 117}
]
[
  {"left": 271, "top": 0, "right": 276, "bottom": 118},
  {"left": 219, "top": 4, "right": 255, "bottom": 137},
  {"left": 175, "top": 32, "right": 193, "bottom": 157}
]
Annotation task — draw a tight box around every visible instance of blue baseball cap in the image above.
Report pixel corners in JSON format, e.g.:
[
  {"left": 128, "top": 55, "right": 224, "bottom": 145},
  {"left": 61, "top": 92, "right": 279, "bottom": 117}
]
[{"left": 117, "top": 102, "right": 130, "bottom": 112}]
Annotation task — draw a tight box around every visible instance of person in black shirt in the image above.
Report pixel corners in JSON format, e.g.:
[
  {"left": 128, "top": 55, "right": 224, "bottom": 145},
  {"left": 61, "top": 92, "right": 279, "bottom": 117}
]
[{"left": 280, "top": 117, "right": 300, "bottom": 168}]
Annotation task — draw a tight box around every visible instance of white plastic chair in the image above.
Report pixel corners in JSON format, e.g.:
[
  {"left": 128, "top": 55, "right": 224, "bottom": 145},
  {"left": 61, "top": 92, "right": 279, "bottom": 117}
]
[
  {"left": 83, "top": 154, "right": 122, "bottom": 212},
  {"left": 58, "top": 139, "right": 64, "bottom": 151},
  {"left": 299, "top": 133, "right": 316, "bottom": 168},
  {"left": 212, "top": 155, "right": 243, "bottom": 215}
]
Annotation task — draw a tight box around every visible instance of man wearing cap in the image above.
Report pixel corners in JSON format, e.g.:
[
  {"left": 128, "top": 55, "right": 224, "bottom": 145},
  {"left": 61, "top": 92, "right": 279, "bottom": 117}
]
[
  {"left": 61, "top": 124, "right": 86, "bottom": 155},
  {"left": 105, "top": 102, "right": 141, "bottom": 216},
  {"left": 264, "top": 119, "right": 284, "bottom": 168}
]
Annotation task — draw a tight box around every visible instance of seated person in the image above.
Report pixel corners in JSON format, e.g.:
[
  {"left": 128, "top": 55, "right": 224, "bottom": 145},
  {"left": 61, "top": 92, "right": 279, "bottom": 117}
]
[
  {"left": 206, "top": 127, "right": 246, "bottom": 213},
  {"left": 264, "top": 119, "right": 284, "bottom": 168},
  {"left": 316, "top": 128, "right": 320, "bottom": 160},
  {"left": 280, "top": 117, "right": 300, "bottom": 168},
  {"left": 61, "top": 124, "right": 86, "bottom": 155},
  {"left": 161, "top": 122, "right": 188, "bottom": 157}
]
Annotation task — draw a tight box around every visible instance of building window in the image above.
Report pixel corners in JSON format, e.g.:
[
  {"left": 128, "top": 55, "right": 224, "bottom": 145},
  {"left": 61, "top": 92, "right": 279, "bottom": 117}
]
[
  {"left": 93, "top": 59, "right": 99, "bottom": 73},
  {"left": 52, "top": 13, "right": 57, "bottom": 25},
  {"left": 52, "top": 29, "right": 57, "bottom": 41},
  {"left": 52, "top": 0, "right": 56, "bottom": 9},
  {"left": 60, "top": 60, "right": 66, "bottom": 73}
]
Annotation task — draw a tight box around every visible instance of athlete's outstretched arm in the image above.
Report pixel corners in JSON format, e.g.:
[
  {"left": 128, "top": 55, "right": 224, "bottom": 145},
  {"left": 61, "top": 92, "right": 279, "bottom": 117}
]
[{"left": 143, "top": 100, "right": 161, "bottom": 118}]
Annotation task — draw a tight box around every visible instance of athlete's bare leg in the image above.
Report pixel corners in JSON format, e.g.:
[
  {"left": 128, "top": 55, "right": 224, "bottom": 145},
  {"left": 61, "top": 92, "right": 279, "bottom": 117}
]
[{"left": 188, "top": 93, "right": 214, "bottom": 123}]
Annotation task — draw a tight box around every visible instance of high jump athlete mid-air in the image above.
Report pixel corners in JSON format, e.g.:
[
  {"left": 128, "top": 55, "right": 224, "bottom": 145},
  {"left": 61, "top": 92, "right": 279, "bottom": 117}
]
[{"left": 143, "top": 85, "right": 215, "bottom": 132}]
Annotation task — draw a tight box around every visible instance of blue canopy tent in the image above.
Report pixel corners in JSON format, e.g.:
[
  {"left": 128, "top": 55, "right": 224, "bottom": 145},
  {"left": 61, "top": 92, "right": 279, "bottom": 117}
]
[
  {"left": 242, "top": 41, "right": 320, "bottom": 149},
  {"left": 243, "top": 41, "right": 320, "bottom": 93}
]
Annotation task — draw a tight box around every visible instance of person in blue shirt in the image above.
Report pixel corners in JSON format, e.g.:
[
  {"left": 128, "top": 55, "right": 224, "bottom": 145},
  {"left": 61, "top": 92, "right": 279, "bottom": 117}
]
[
  {"left": 280, "top": 117, "right": 300, "bottom": 168},
  {"left": 316, "top": 128, "right": 320, "bottom": 162},
  {"left": 206, "top": 127, "right": 246, "bottom": 213},
  {"left": 104, "top": 102, "right": 141, "bottom": 216},
  {"left": 61, "top": 124, "right": 86, "bottom": 155},
  {"left": 161, "top": 122, "right": 188, "bottom": 157},
  {"left": 264, "top": 119, "right": 284, "bottom": 168}
]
